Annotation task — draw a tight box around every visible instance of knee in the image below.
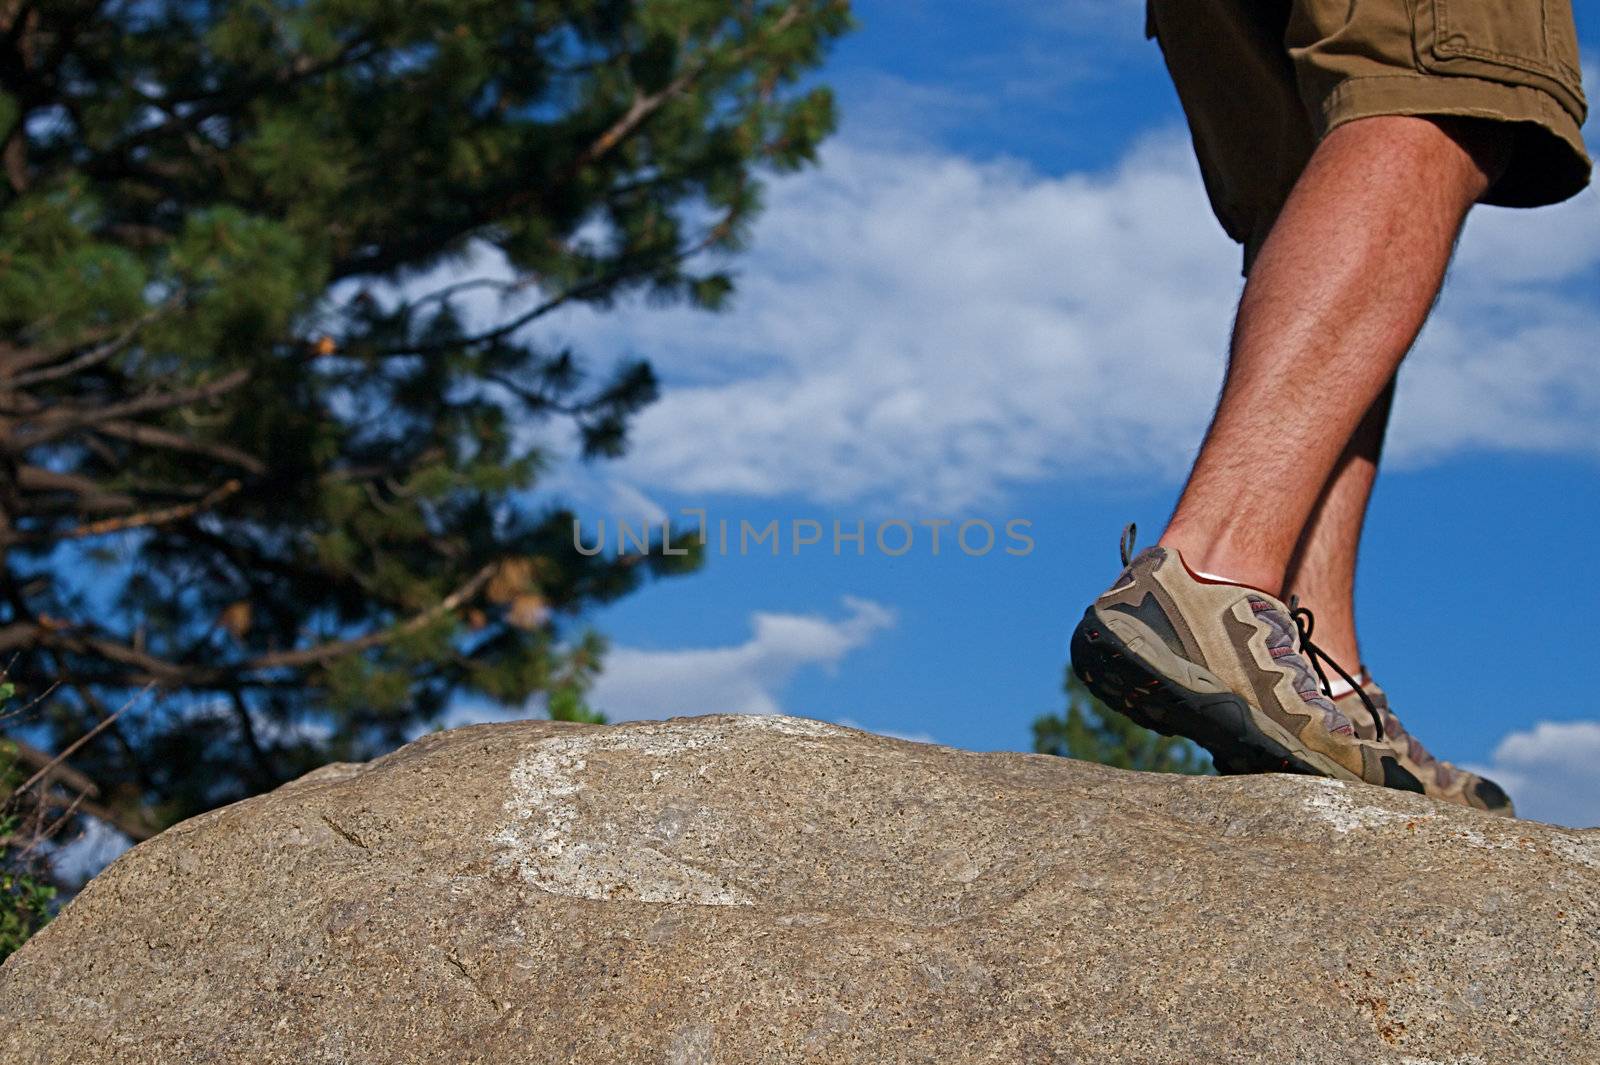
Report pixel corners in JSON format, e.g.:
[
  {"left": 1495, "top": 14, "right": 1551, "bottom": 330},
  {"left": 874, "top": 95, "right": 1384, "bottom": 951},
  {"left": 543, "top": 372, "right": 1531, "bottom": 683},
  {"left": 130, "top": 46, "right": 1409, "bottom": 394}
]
[
  {"left": 1426, "top": 115, "right": 1514, "bottom": 191},
  {"left": 1323, "top": 114, "right": 1510, "bottom": 203}
]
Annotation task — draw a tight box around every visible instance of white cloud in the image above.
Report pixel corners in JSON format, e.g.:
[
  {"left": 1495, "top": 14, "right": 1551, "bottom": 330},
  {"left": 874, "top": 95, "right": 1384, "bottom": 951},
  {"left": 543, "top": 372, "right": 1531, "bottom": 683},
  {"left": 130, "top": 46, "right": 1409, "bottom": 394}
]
[
  {"left": 532, "top": 121, "right": 1600, "bottom": 513},
  {"left": 1462, "top": 720, "right": 1600, "bottom": 829},
  {"left": 45, "top": 817, "right": 132, "bottom": 887},
  {"left": 587, "top": 596, "right": 896, "bottom": 721},
  {"left": 835, "top": 716, "right": 937, "bottom": 745},
  {"left": 550, "top": 130, "right": 1241, "bottom": 511},
  {"left": 545, "top": 473, "right": 669, "bottom": 528},
  {"left": 427, "top": 597, "right": 894, "bottom": 732},
  {"left": 1389, "top": 182, "right": 1600, "bottom": 463},
  {"left": 368, "top": 102, "right": 1600, "bottom": 519}
]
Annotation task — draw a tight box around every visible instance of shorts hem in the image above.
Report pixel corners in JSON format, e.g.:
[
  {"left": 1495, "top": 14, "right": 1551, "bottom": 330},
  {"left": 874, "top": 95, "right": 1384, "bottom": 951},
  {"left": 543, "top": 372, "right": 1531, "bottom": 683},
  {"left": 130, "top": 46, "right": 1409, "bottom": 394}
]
[{"left": 1319, "top": 73, "right": 1592, "bottom": 208}]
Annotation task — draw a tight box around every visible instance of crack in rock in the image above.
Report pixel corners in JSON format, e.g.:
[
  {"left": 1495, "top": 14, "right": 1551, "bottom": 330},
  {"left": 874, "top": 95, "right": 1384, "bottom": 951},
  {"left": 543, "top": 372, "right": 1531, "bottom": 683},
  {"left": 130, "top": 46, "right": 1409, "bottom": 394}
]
[
  {"left": 443, "top": 952, "right": 502, "bottom": 1013},
  {"left": 320, "top": 813, "right": 370, "bottom": 850}
]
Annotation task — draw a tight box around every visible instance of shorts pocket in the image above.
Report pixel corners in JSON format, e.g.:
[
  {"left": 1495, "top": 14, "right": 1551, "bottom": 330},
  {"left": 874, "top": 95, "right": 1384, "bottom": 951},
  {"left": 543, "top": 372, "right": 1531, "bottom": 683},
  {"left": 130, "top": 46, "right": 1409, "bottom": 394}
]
[{"left": 1415, "top": 0, "right": 1586, "bottom": 124}]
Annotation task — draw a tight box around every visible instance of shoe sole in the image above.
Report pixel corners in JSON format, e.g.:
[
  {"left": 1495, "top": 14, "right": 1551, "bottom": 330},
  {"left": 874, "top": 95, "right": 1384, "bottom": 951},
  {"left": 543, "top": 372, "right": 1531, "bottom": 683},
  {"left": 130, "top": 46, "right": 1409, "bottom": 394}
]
[{"left": 1069, "top": 606, "right": 1363, "bottom": 783}]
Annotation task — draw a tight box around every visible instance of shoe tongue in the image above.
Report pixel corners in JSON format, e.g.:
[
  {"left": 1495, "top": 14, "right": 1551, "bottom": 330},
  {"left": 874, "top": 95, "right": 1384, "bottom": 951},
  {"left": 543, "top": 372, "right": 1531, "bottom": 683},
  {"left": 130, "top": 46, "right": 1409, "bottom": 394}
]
[
  {"left": 1355, "top": 681, "right": 1395, "bottom": 728},
  {"left": 1335, "top": 683, "right": 1414, "bottom": 754},
  {"left": 1126, "top": 545, "right": 1167, "bottom": 570},
  {"left": 1333, "top": 688, "right": 1383, "bottom": 741}
]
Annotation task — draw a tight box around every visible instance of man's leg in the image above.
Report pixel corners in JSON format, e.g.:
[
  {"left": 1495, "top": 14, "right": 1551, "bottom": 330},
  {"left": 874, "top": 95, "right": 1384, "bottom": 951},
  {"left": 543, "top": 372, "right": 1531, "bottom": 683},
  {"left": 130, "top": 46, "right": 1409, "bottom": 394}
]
[
  {"left": 1280, "top": 381, "right": 1394, "bottom": 672},
  {"left": 1283, "top": 374, "right": 1518, "bottom": 812},
  {"left": 1158, "top": 115, "right": 1508, "bottom": 594}
]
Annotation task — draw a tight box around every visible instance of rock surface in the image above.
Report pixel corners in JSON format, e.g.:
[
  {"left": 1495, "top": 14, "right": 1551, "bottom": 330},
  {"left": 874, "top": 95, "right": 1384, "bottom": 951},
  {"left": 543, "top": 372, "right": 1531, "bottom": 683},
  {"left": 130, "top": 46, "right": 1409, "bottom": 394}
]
[{"left": 2, "top": 714, "right": 1598, "bottom": 1063}]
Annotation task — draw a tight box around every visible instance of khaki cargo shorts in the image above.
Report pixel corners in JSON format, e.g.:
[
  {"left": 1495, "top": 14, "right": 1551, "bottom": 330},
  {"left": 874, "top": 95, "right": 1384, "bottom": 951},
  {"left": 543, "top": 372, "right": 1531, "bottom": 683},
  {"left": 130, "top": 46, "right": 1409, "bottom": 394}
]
[{"left": 1147, "top": 0, "right": 1592, "bottom": 269}]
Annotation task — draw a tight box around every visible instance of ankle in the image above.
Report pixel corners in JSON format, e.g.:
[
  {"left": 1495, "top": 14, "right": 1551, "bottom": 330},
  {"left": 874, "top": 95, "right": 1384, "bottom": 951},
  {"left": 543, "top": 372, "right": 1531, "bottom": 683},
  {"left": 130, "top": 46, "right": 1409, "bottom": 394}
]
[{"left": 1155, "top": 532, "right": 1284, "bottom": 597}]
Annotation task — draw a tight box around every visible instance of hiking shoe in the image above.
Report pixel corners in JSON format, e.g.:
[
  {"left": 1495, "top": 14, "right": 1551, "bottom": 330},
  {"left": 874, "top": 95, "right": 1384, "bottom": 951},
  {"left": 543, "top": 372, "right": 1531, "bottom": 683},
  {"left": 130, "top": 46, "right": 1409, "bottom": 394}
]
[
  {"left": 1069, "top": 534, "right": 1424, "bottom": 792},
  {"left": 1337, "top": 680, "right": 1514, "bottom": 816}
]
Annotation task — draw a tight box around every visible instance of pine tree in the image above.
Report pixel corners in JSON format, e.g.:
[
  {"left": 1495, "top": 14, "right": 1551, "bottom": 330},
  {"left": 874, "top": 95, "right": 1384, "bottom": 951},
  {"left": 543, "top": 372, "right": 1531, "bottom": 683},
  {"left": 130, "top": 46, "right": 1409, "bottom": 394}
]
[
  {"left": 0, "top": 0, "right": 853, "bottom": 835},
  {"left": 1034, "top": 670, "right": 1213, "bottom": 775}
]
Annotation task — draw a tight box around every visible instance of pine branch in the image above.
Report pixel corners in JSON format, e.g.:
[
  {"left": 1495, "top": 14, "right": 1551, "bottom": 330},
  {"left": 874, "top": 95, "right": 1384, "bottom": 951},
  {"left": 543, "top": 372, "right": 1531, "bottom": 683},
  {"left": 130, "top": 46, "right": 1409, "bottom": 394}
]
[
  {"left": 570, "top": 3, "right": 803, "bottom": 172},
  {"left": 10, "top": 686, "right": 143, "bottom": 798},
  {"left": 93, "top": 36, "right": 380, "bottom": 167},
  {"left": 91, "top": 420, "right": 268, "bottom": 475},
  {"left": 241, "top": 562, "right": 496, "bottom": 673},
  {"left": 3, "top": 738, "right": 96, "bottom": 797},
  {"left": 8, "top": 741, "right": 162, "bottom": 842},
  {"left": 0, "top": 321, "right": 124, "bottom": 377},
  {"left": 21, "top": 478, "right": 241, "bottom": 543},
  {"left": 227, "top": 688, "right": 276, "bottom": 787},
  {"left": 5, "top": 297, "right": 180, "bottom": 387},
  {"left": 328, "top": 3, "right": 795, "bottom": 284},
  {"left": 372, "top": 213, "right": 737, "bottom": 358},
  {"left": 12, "top": 368, "right": 251, "bottom": 448},
  {"left": 12, "top": 561, "right": 498, "bottom": 687},
  {"left": 13, "top": 466, "right": 136, "bottom": 513}
]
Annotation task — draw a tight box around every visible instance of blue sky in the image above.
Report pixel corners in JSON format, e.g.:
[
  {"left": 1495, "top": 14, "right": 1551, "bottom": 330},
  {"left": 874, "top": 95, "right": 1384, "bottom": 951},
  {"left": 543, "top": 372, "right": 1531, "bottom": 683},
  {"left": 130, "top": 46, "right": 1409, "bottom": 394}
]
[{"left": 476, "top": 2, "right": 1600, "bottom": 826}]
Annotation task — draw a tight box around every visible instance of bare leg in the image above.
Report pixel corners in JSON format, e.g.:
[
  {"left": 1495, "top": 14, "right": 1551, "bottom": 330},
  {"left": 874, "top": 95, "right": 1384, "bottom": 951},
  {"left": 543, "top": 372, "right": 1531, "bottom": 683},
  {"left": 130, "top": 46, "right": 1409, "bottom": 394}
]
[
  {"left": 1281, "top": 380, "right": 1394, "bottom": 671},
  {"left": 1159, "top": 116, "right": 1507, "bottom": 592}
]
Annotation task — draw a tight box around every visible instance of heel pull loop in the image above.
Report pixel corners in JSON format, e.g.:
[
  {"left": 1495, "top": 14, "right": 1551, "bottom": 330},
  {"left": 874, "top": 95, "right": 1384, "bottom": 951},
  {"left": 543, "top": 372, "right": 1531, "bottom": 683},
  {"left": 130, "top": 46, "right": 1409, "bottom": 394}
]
[{"left": 1119, "top": 522, "right": 1138, "bottom": 568}]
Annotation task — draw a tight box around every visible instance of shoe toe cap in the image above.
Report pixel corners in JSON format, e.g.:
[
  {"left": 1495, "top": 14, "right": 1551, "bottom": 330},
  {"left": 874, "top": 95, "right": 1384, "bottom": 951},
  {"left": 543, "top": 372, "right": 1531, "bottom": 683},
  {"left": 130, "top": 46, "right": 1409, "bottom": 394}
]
[
  {"left": 1379, "top": 755, "right": 1427, "bottom": 795},
  {"left": 1471, "top": 776, "right": 1515, "bottom": 815}
]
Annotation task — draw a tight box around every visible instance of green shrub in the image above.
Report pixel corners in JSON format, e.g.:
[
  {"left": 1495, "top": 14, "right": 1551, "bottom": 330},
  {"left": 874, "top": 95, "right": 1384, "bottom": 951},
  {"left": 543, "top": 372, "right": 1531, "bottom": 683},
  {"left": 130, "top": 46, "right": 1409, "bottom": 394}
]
[
  {"left": 1, "top": 679, "right": 65, "bottom": 962},
  {"left": 0, "top": 807, "right": 57, "bottom": 962}
]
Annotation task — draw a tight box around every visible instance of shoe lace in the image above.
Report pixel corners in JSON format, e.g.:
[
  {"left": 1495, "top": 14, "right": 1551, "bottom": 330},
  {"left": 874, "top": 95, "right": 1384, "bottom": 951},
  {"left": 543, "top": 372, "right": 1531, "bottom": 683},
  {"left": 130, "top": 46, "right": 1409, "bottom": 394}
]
[{"left": 1288, "top": 596, "right": 1384, "bottom": 742}]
